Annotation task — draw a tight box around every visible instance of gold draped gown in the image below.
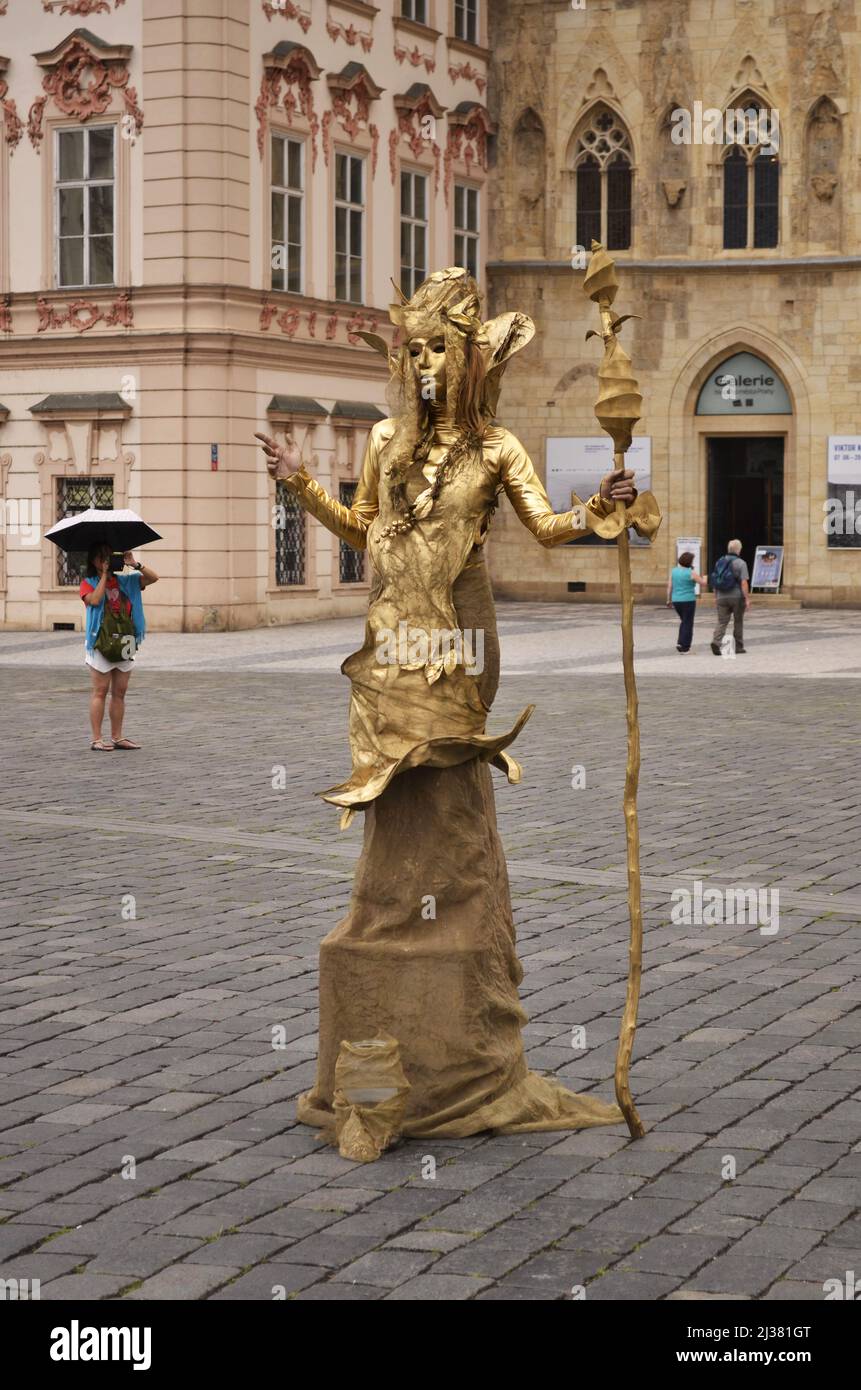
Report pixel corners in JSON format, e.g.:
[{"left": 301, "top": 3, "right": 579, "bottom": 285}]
[{"left": 287, "top": 411, "right": 630, "bottom": 1136}]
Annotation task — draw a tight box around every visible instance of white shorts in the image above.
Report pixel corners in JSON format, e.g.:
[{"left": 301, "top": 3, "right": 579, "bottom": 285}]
[{"left": 85, "top": 648, "right": 135, "bottom": 674}]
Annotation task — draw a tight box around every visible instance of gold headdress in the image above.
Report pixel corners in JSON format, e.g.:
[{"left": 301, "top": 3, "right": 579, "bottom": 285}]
[{"left": 358, "top": 266, "right": 535, "bottom": 421}]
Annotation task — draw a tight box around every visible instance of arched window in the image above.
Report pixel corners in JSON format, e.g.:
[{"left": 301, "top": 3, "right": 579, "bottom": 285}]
[
  {"left": 722, "top": 96, "right": 779, "bottom": 249},
  {"left": 572, "top": 105, "right": 632, "bottom": 250}
]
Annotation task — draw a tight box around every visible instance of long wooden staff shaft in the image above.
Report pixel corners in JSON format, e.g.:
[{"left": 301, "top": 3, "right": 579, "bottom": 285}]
[{"left": 613, "top": 466, "right": 645, "bottom": 1139}]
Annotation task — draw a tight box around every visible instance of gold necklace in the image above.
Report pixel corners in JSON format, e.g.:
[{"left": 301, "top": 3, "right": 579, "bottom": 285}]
[{"left": 378, "top": 430, "right": 482, "bottom": 538}]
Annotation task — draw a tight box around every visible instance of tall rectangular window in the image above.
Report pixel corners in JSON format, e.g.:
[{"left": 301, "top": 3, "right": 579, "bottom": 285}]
[
  {"left": 401, "top": 0, "right": 427, "bottom": 21},
  {"left": 275, "top": 480, "right": 306, "bottom": 586},
  {"left": 338, "top": 482, "right": 365, "bottom": 583},
  {"left": 400, "top": 170, "right": 428, "bottom": 297},
  {"left": 454, "top": 183, "right": 479, "bottom": 279},
  {"left": 271, "top": 134, "right": 303, "bottom": 292},
  {"left": 56, "top": 475, "right": 114, "bottom": 585},
  {"left": 55, "top": 125, "right": 115, "bottom": 288},
  {"left": 335, "top": 153, "right": 364, "bottom": 303},
  {"left": 454, "top": 0, "right": 478, "bottom": 44}
]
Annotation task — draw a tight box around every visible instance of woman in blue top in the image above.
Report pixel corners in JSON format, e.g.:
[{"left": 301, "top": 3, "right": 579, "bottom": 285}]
[
  {"left": 666, "top": 551, "right": 709, "bottom": 653},
  {"left": 80, "top": 543, "right": 158, "bottom": 750}
]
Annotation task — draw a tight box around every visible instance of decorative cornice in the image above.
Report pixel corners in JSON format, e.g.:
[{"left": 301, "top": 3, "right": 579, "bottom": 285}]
[
  {"left": 392, "top": 16, "right": 441, "bottom": 43},
  {"left": 30, "top": 390, "right": 131, "bottom": 417},
  {"left": 446, "top": 35, "right": 489, "bottom": 63},
  {"left": 393, "top": 82, "right": 445, "bottom": 119},
  {"left": 486, "top": 256, "right": 861, "bottom": 273},
  {"left": 266, "top": 394, "right": 327, "bottom": 418},
  {"left": 33, "top": 28, "right": 131, "bottom": 66}
]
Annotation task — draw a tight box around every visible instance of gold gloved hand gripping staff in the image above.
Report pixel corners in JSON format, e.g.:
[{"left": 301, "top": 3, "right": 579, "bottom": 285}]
[{"left": 584, "top": 241, "right": 662, "bottom": 1140}]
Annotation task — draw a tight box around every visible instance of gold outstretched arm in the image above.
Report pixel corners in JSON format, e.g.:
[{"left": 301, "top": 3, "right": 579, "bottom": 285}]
[
  {"left": 501, "top": 439, "right": 615, "bottom": 547},
  {"left": 282, "top": 434, "right": 380, "bottom": 551}
]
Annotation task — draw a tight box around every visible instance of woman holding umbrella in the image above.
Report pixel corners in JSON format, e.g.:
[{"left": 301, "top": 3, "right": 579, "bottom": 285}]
[
  {"left": 44, "top": 507, "right": 161, "bottom": 750},
  {"left": 80, "top": 545, "right": 158, "bottom": 750}
]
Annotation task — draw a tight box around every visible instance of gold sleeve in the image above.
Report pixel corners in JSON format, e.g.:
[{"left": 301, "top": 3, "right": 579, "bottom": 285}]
[
  {"left": 500, "top": 435, "right": 615, "bottom": 548},
  {"left": 281, "top": 429, "right": 381, "bottom": 551}
]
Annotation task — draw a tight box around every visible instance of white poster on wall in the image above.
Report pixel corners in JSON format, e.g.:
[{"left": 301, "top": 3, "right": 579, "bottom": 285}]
[
  {"left": 827, "top": 436, "right": 861, "bottom": 484},
  {"left": 545, "top": 436, "right": 652, "bottom": 545}
]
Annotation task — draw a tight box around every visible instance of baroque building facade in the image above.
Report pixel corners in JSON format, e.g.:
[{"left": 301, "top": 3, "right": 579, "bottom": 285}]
[
  {"left": 485, "top": 0, "right": 861, "bottom": 607},
  {"left": 0, "top": 0, "right": 491, "bottom": 631}
]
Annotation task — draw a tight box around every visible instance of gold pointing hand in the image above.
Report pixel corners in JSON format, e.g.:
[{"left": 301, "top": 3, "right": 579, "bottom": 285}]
[{"left": 255, "top": 431, "right": 303, "bottom": 481}]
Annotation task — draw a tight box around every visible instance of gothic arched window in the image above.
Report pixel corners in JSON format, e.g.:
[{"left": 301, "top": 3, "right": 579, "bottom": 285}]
[
  {"left": 722, "top": 97, "right": 779, "bottom": 249},
  {"left": 573, "top": 105, "right": 632, "bottom": 250}
]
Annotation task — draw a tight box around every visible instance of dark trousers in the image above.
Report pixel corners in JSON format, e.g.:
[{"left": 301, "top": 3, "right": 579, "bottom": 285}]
[{"left": 673, "top": 600, "right": 696, "bottom": 651}]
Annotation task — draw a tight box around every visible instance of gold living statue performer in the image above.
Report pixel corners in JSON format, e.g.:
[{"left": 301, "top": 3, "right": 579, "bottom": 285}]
[{"left": 257, "top": 266, "right": 661, "bottom": 1158}]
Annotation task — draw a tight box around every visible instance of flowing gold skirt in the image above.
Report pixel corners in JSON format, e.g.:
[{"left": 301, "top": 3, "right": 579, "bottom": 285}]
[{"left": 297, "top": 560, "right": 624, "bottom": 1140}]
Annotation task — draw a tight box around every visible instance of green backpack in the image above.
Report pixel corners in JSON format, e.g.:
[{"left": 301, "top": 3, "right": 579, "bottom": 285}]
[{"left": 95, "top": 598, "right": 136, "bottom": 663}]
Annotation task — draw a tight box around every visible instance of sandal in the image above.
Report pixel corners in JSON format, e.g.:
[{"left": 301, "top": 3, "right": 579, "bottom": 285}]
[
  {"left": 91, "top": 739, "right": 114, "bottom": 751},
  {"left": 113, "top": 737, "right": 141, "bottom": 750}
]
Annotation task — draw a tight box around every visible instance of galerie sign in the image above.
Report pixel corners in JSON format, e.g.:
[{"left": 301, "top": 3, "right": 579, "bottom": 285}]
[
  {"left": 695, "top": 353, "right": 792, "bottom": 415},
  {"left": 546, "top": 436, "right": 652, "bottom": 545}
]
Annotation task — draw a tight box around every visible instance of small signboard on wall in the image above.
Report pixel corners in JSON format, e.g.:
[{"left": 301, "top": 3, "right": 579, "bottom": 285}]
[
  {"left": 696, "top": 353, "right": 792, "bottom": 415},
  {"left": 546, "top": 436, "right": 652, "bottom": 546},
  {"left": 751, "top": 545, "right": 785, "bottom": 590}
]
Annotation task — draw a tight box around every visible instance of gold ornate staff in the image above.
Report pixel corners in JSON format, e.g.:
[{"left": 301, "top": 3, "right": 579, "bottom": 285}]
[{"left": 583, "top": 241, "right": 661, "bottom": 1139}]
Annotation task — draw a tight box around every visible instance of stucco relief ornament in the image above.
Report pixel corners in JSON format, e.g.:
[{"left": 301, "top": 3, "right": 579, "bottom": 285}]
[
  {"left": 255, "top": 45, "right": 320, "bottom": 163},
  {"left": 444, "top": 104, "right": 493, "bottom": 205},
  {"left": 37, "top": 291, "right": 133, "bottom": 333},
  {"left": 810, "top": 173, "right": 838, "bottom": 201},
  {"left": 41, "top": 2, "right": 127, "bottom": 14},
  {"left": 390, "top": 87, "right": 443, "bottom": 190},
  {"left": 0, "top": 74, "right": 23, "bottom": 151},
  {"left": 394, "top": 44, "right": 435, "bottom": 75},
  {"left": 323, "top": 68, "right": 381, "bottom": 176},
  {"left": 262, "top": 0, "right": 311, "bottom": 31},
  {"left": 661, "top": 179, "right": 687, "bottom": 207},
  {"left": 28, "top": 33, "right": 143, "bottom": 148}
]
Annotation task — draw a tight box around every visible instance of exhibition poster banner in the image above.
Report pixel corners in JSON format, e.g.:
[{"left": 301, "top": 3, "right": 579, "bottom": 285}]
[
  {"left": 546, "top": 436, "right": 652, "bottom": 546},
  {"left": 751, "top": 545, "right": 785, "bottom": 590},
  {"left": 826, "top": 437, "right": 861, "bottom": 549}
]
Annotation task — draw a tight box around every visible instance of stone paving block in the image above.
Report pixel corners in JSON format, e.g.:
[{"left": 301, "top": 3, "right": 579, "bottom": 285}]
[
  {"left": 125, "top": 1263, "right": 240, "bottom": 1300},
  {"left": 40, "top": 1272, "right": 131, "bottom": 1300},
  {"left": 585, "top": 1271, "right": 682, "bottom": 1300},
  {"left": 383, "top": 1272, "right": 493, "bottom": 1300},
  {"left": 88, "top": 1234, "right": 202, "bottom": 1278},
  {"left": 332, "top": 1248, "right": 438, "bottom": 1287},
  {"left": 678, "top": 1254, "right": 797, "bottom": 1296},
  {"left": 208, "top": 1263, "right": 327, "bottom": 1299}
]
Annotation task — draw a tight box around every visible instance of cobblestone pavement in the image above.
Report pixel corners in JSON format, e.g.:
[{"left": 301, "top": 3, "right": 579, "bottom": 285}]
[{"left": 0, "top": 604, "right": 859, "bottom": 1301}]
